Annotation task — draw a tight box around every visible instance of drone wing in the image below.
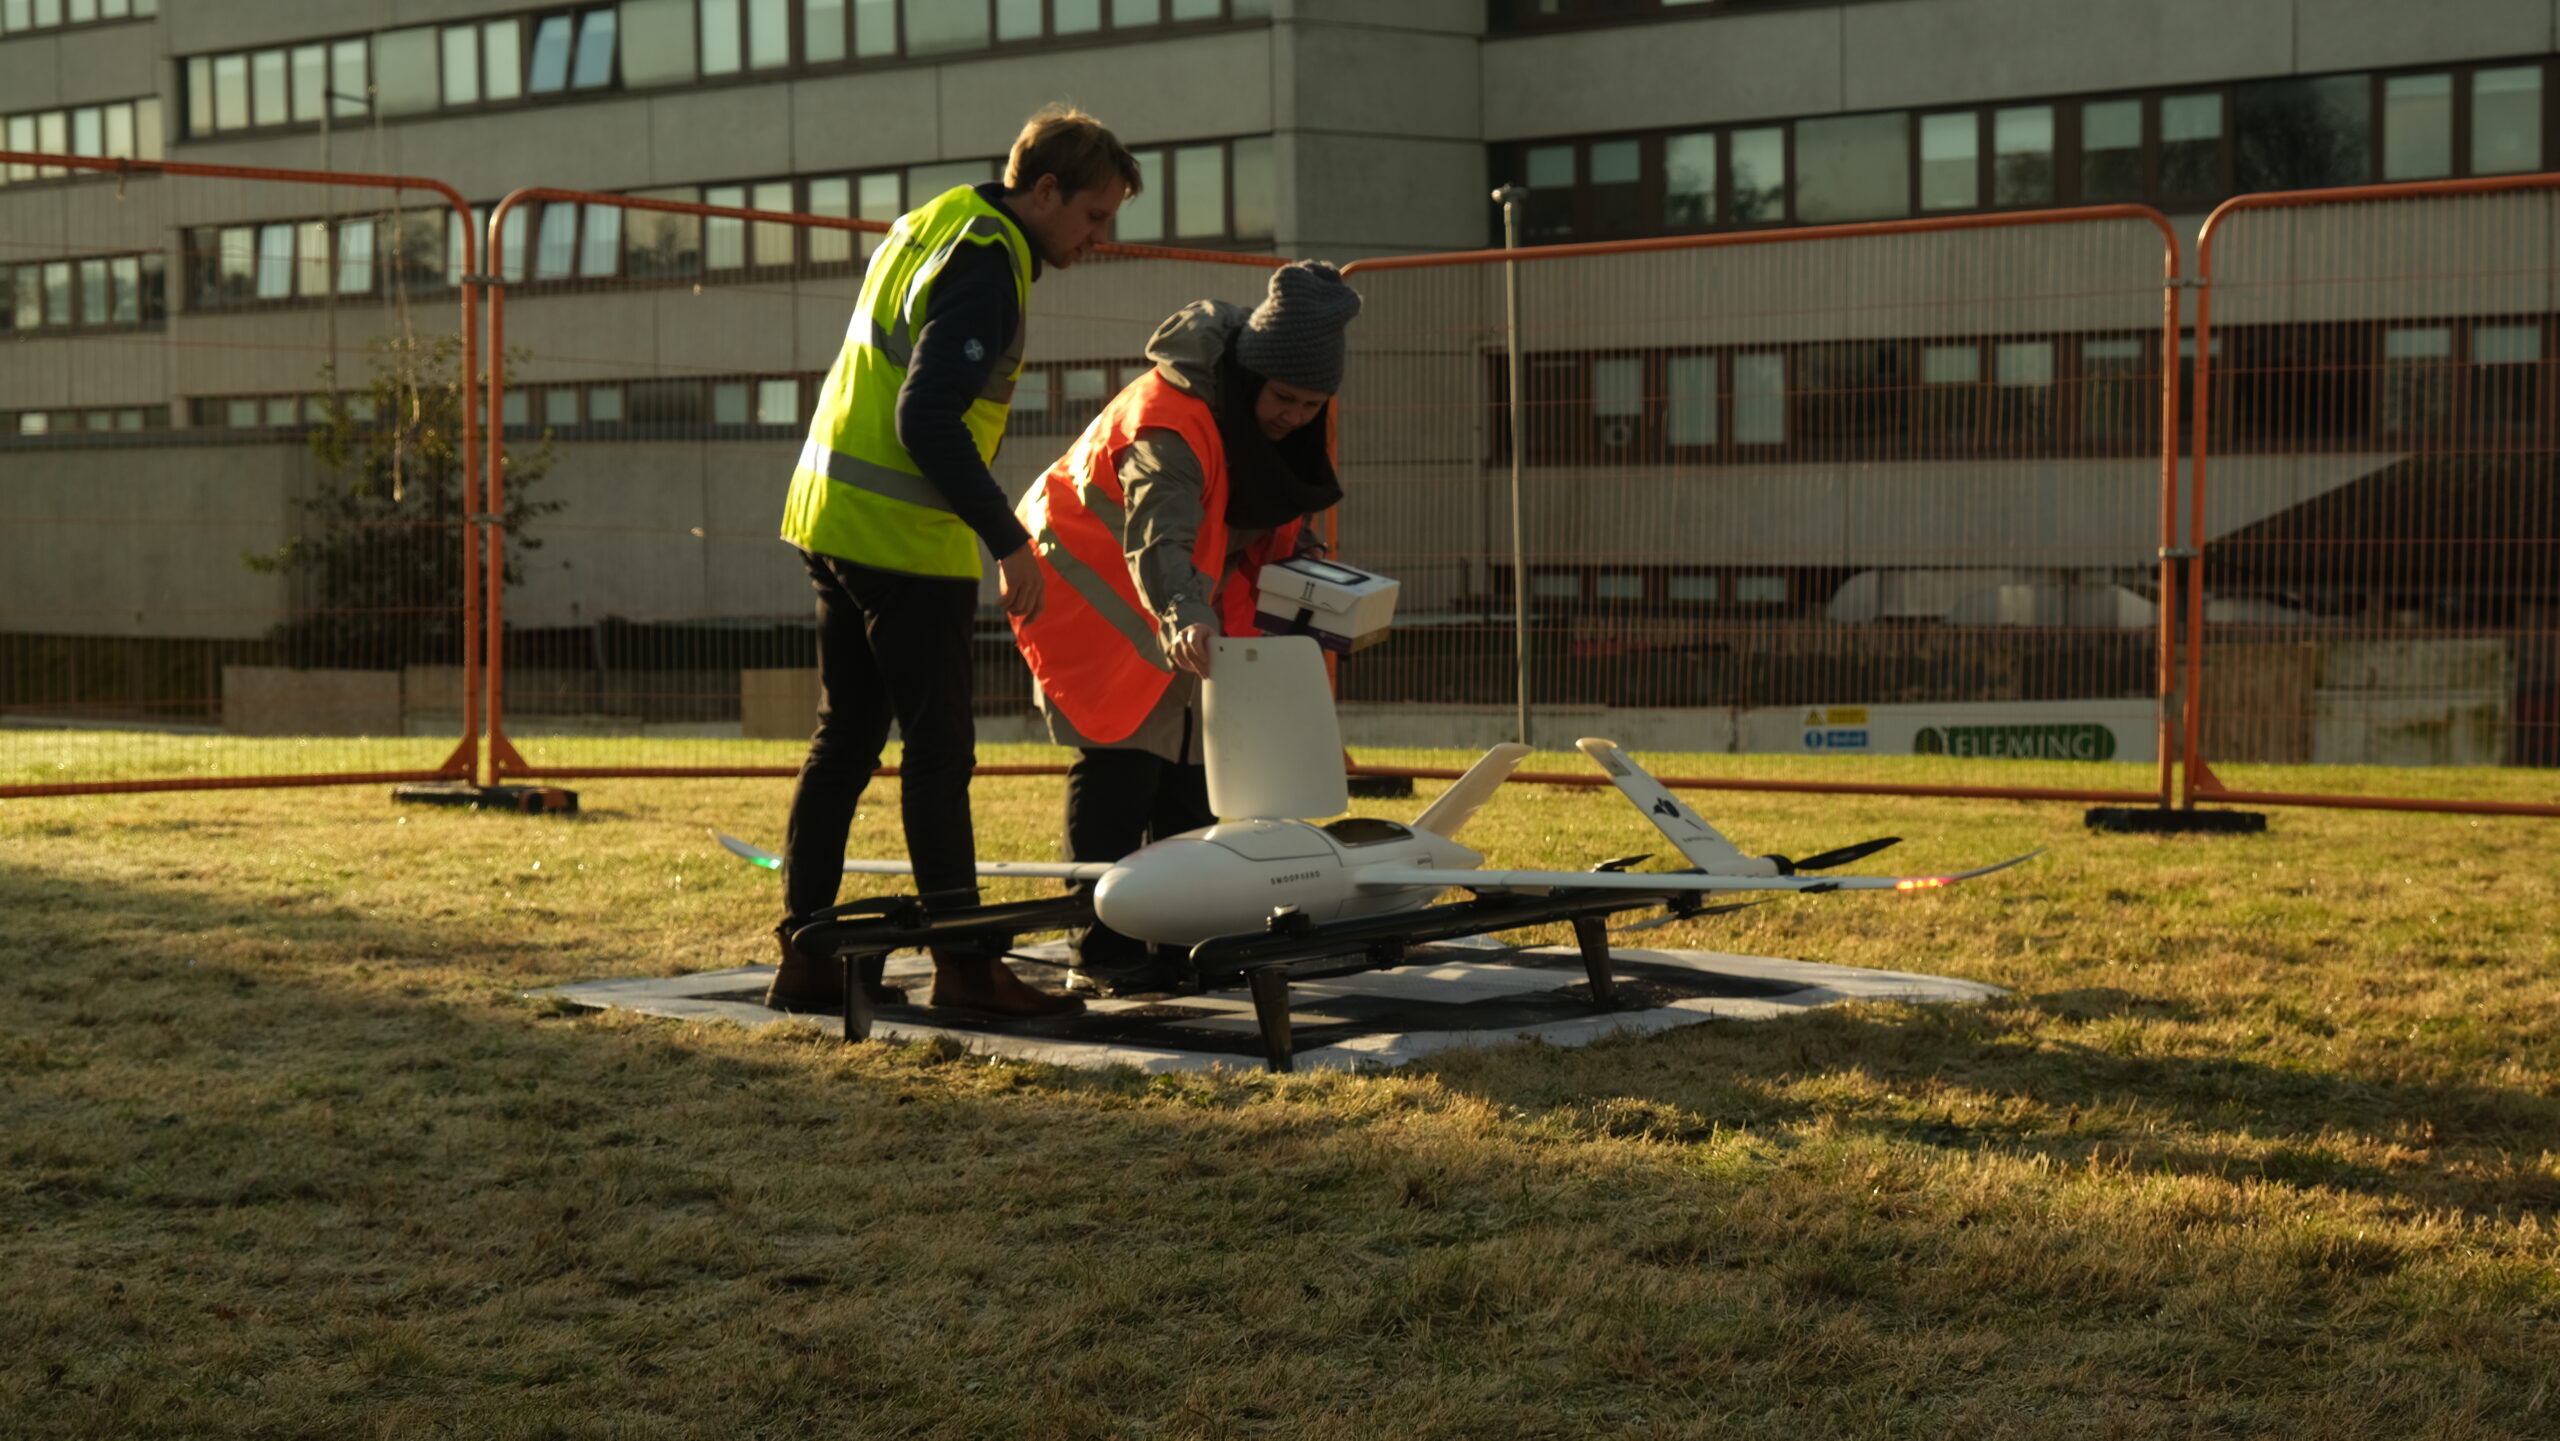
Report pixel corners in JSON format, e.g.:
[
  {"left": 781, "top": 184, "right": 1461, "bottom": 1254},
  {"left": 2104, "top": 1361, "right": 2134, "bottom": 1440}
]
[
  {"left": 1353, "top": 850, "right": 2041, "bottom": 895},
  {"left": 712, "top": 832, "right": 1116, "bottom": 882},
  {"left": 1576, "top": 738, "right": 1780, "bottom": 876}
]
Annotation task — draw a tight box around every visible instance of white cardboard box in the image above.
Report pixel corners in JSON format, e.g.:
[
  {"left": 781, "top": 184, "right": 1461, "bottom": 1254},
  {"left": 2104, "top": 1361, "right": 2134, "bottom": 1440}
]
[{"left": 1251, "top": 557, "right": 1400, "bottom": 654}]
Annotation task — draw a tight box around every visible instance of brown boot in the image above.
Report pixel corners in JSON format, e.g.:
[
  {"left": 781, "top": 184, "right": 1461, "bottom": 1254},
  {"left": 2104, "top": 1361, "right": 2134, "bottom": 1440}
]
[
  {"left": 766, "top": 928, "right": 908, "bottom": 1012},
  {"left": 927, "top": 948, "right": 1085, "bottom": 1018},
  {"left": 765, "top": 926, "right": 844, "bottom": 1011}
]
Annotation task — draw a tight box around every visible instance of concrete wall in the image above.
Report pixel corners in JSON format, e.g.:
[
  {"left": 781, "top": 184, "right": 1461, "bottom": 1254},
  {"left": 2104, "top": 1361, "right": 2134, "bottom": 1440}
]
[
  {"left": 220, "top": 664, "right": 402, "bottom": 735},
  {"left": 0, "top": 441, "right": 309, "bottom": 640}
]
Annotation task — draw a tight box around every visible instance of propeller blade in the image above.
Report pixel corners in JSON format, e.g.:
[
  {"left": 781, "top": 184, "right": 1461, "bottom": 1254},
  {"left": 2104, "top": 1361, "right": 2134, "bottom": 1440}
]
[
  {"left": 1591, "top": 853, "right": 1653, "bottom": 873},
  {"left": 1774, "top": 836, "right": 1902, "bottom": 874},
  {"left": 1610, "top": 911, "right": 1687, "bottom": 935},
  {"left": 1609, "top": 900, "right": 1762, "bottom": 934}
]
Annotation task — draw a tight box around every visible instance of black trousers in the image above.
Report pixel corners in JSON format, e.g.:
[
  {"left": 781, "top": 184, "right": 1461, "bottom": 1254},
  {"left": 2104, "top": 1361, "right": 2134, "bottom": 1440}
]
[
  {"left": 1063, "top": 745, "right": 1214, "bottom": 968},
  {"left": 781, "top": 548, "right": 982, "bottom": 926}
]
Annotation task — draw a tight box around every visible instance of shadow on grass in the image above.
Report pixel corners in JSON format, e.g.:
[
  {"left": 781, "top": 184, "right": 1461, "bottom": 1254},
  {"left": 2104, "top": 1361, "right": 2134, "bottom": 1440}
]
[{"left": 1416, "top": 987, "right": 2560, "bottom": 1218}]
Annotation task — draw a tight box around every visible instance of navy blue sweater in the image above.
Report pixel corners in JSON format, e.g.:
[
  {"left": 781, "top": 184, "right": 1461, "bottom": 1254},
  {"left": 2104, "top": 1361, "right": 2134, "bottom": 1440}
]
[{"left": 891, "top": 183, "right": 1039, "bottom": 561}]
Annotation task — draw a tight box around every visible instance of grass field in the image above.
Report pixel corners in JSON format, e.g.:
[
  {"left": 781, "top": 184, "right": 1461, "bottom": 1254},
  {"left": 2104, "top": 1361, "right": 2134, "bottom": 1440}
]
[{"left": 5, "top": 741, "right": 2558, "bottom": 1438}]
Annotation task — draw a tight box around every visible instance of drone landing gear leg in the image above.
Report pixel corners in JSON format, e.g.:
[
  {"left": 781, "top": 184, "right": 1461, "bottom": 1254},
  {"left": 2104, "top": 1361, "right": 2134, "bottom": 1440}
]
[
  {"left": 1247, "top": 966, "right": 1294, "bottom": 1074},
  {"left": 839, "top": 951, "right": 886, "bottom": 1043},
  {"left": 1570, "top": 914, "right": 1618, "bottom": 1008}
]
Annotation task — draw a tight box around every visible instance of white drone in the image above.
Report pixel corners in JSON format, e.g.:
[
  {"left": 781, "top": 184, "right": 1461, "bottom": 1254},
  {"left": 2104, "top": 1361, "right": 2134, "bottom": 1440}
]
[{"left": 718, "top": 639, "right": 2034, "bottom": 1067}]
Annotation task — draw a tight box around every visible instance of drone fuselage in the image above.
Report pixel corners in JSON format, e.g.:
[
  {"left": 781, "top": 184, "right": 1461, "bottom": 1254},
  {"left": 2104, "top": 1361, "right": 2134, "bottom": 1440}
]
[{"left": 1093, "top": 817, "right": 1482, "bottom": 945}]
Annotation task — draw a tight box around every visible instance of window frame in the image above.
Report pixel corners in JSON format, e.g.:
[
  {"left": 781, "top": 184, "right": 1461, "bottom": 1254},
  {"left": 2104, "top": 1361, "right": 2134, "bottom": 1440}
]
[
  {"left": 1493, "top": 56, "right": 2554, "bottom": 249},
  {"left": 0, "top": 248, "right": 167, "bottom": 337}
]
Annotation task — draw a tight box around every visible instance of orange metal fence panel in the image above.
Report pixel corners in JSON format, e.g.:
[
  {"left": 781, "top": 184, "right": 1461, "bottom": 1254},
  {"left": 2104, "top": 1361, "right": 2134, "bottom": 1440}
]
[
  {"left": 1339, "top": 208, "right": 2181, "bottom": 805},
  {"left": 0, "top": 153, "right": 483, "bottom": 799},
  {"left": 471, "top": 185, "right": 1284, "bottom": 781},
  {"left": 2188, "top": 175, "right": 2560, "bottom": 816}
]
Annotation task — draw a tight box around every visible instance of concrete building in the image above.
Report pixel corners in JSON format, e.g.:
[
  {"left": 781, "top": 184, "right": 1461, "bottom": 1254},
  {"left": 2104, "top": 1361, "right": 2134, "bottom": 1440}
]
[{"left": 2, "top": 0, "right": 2553, "bottom": 756}]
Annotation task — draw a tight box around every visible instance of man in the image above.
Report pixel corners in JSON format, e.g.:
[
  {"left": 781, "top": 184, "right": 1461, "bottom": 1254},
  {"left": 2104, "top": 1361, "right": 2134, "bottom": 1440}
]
[
  {"left": 771, "top": 105, "right": 1138, "bottom": 1018},
  {"left": 1009, "top": 260, "right": 1364, "bottom": 994}
]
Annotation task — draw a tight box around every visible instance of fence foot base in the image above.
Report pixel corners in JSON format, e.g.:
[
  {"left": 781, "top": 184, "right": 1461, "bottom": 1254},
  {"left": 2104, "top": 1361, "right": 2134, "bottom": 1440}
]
[
  {"left": 2084, "top": 806, "right": 2264, "bottom": 834},
  {"left": 392, "top": 783, "right": 580, "bottom": 816}
]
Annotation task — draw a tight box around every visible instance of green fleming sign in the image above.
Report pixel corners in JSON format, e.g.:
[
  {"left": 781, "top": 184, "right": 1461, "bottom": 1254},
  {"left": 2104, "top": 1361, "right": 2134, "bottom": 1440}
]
[{"left": 1914, "top": 723, "right": 2119, "bottom": 762}]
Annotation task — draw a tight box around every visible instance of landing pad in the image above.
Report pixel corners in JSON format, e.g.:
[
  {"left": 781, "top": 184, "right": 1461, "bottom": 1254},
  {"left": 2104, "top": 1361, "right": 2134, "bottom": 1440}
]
[{"left": 534, "top": 942, "right": 2002, "bottom": 1074}]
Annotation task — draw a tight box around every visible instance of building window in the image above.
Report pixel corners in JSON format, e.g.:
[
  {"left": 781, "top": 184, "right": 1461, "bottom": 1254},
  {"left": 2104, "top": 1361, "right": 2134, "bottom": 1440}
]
[
  {"left": 185, "top": 219, "right": 398, "bottom": 307},
  {"left": 1494, "top": 58, "right": 2550, "bottom": 249},
  {"left": 2077, "top": 337, "right": 2150, "bottom": 446},
  {"left": 1792, "top": 342, "right": 1906, "bottom": 448},
  {"left": 1519, "top": 144, "right": 1575, "bottom": 242},
  {"left": 1664, "top": 353, "right": 1715, "bottom": 447},
  {"left": 903, "top": 0, "right": 989, "bottom": 55},
  {"left": 0, "top": 98, "right": 161, "bottom": 186},
  {"left": 2234, "top": 75, "right": 2370, "bottom": 192},
  {"left": 184, "top": 7, "right": 624, "bottom": 135},
  {"left": 1792, "top": 112, "right": 1908, "bottom": 223},
  {"left": 1590, "top": 354, "right": 1643, "bottom": 453},
  {"left": 1, "top": 406, "right": 172, "bottom": 439},
  {"left": 1991, "top": 105, "right": 2054, "bottom": 206},
  {"left": 576, "top": 6, "right": 632, "bottom": 87},
  {"left": 0, "top": 0, "right": 154, "bottom": 34},
  {"left": 2080, "top": 98, "right": 2143, "bottom": 202},
  {"left": 1110, "top": 138, "right": 1272, "bottom": 243},
  {"left": 1663, "top": 131, "right": 1715, "bottom": 228},
  {"left": 2158, "top": 91, "right": 2224, "bottom": 200},
  {"left": 2383, "top": 72, "right": 2454, "bottom": 181},
  {"left": 624, "top": 187, "right": 705, "bottom": 276},
  {"left": 1919, "top": 343, "right": 1980, "bottom": 442},
  {"left": 1713, "top": 127, "right": 1778, "bottom": 225},
  {"left": 2470, "top": 323, "right": 2541, "bottom": 438},
  {"left": 807, "top": 170, "right": 902, "bottom": 260},
  {"left": 1586, "top": 138, "right": 1642, "bottom": 238},
  {"left": 1991, "top": 340, "right": 2055, "bottom": 440},
  {"left": 1173, "top": 144, "right": 1226, "bottom": 239},
  {"left": 2473, "top": 66, "right": 2543, "bottom": 174},
  {"left": 373, "top": 27, "right": 440, "bottom": 116},
  {"left": 853, "top": 0, "right": 897, "bottom": 55},
  {"left": 0, "top": 251, "right": 165, "bottom": 335},
  {"left": 1919, "top": 112, "right": 1977, "bottom": 211},
  {"left": 2381, "top": 326, "right": 2454, "bottom": 438},
  {"left": 1733, "top": 352, "right": 1785, "bottom": 445},
  {"left": 1486, "top": 317, "right": 2530, "bottom": 466}
]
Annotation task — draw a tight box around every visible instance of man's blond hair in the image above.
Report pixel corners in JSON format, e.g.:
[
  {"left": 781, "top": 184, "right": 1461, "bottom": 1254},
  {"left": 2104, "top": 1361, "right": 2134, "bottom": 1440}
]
[{"left": 1005, "top": 104, "right": 1143, "bottom": 200}]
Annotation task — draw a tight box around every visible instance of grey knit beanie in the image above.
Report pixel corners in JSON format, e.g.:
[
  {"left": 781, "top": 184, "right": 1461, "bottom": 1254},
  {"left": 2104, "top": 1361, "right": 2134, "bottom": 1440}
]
[{"left": 1233, "top": 260, "right": 1362, "bottom": 395}]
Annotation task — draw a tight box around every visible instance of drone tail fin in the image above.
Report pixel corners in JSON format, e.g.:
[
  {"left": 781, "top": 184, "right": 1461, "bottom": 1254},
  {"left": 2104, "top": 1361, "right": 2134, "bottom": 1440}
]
[
  {"left": 1575, "top": 738, "right": 1779, "bottom": 877},
  {"left": 1412, "top": 742, "right": 1534, "bottom": 840}
]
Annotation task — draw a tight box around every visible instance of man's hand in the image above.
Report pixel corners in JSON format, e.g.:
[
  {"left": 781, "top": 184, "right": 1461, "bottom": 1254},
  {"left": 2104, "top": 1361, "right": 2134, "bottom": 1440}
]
[
  {"left": 1170, "top": 623, "right": 1217, "bottom": 678},
  {"left": 998, "top": 542, "right": 1045, "bottom": 622}
]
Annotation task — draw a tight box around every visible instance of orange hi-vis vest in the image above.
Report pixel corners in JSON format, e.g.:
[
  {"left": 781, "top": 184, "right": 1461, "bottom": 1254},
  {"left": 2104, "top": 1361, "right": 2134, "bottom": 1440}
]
[{"left": 1012, "top": 369, "right": 1300, "bottom": 745}]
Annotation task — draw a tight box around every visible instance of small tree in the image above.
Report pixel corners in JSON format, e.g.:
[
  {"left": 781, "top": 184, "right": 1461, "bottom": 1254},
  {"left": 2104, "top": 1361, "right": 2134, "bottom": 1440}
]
[{"left": 245, "top": 334, "right": 562, "bottom": 668}]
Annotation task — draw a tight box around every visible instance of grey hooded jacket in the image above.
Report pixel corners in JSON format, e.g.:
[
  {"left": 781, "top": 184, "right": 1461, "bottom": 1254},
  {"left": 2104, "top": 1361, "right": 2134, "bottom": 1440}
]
[{"left": 1037, "top": 299, "right": 1287, "bottom": 762}]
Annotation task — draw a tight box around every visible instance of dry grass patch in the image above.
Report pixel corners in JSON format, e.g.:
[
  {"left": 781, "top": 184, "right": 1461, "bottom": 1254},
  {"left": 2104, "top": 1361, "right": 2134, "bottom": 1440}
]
[{"left": 2, "top": 744, "right": 2557, "bottom": 1437}]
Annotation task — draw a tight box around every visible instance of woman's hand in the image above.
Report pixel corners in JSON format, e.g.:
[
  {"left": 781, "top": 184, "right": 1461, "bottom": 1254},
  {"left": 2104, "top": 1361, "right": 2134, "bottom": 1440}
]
[{"left": 1171, "top": 623, "right": 1217, "bottom": 677}]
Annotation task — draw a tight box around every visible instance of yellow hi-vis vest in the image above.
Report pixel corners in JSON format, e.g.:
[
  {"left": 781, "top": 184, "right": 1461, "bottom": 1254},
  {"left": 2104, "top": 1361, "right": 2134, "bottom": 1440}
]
[{"left": 779, "top": 186, "right": 1033, "bottom": 578}]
